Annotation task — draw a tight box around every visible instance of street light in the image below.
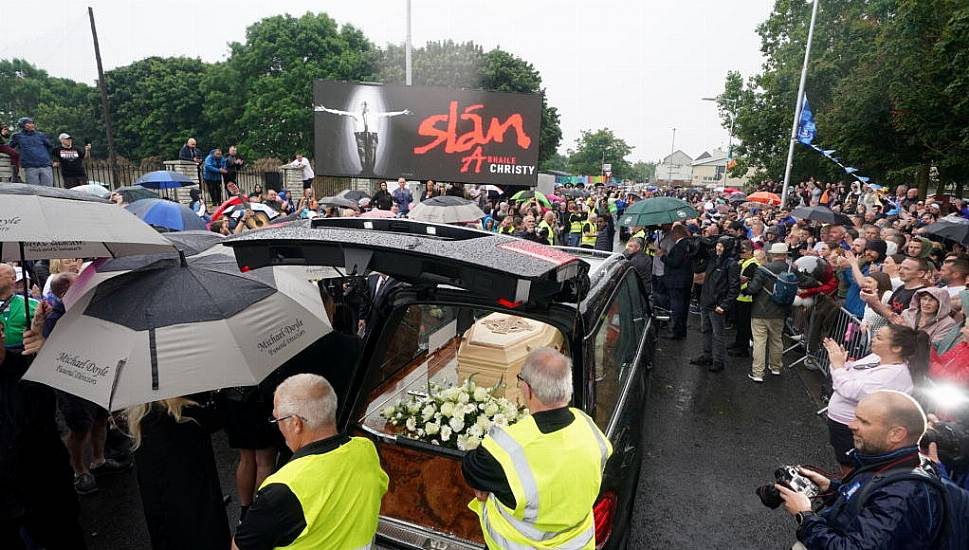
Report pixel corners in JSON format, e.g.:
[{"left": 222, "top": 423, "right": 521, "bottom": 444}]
[
  {"left": 405, "top": 0, "right": 413, "bottom": 85},
  {"left": 702, "top": 96, "right": 736, "bottom": 190}
]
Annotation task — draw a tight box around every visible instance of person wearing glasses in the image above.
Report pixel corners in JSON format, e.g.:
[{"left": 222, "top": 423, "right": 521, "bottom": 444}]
[
  {"left": 462, "top": 348, "right": 613, "bottom": 549},
  {"left": 233, "top": 374, "right": 388, "bottom": 550}
]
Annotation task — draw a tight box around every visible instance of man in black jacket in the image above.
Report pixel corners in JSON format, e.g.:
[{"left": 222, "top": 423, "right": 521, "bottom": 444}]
[
  {"left": 777, "top": 391, "right": 945, "bottom": 550},
  {"left": 661, "top": 224, "right": 695, "bottom": 340},
  {"left": 691, "top": 237, "right": 740, "bottom": 372}
]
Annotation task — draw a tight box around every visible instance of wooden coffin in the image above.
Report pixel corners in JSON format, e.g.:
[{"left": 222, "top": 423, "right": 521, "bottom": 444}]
[{"left": 456, "top": 312, "right": 563, "bottom": 405}]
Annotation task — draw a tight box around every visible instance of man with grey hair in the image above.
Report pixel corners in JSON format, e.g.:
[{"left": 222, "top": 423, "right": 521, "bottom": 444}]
[
  {"left": 233, "top": 373, "right": 388, "bottom": 550},
  {"left": 463, "top": 348, "right": 613, "bottom": 549}
]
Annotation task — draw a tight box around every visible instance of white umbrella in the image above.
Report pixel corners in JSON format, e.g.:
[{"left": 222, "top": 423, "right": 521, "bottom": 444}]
[
  {"left": 73, "top": 183, "right": 111, "bottom": 199},
  {"left": 221, "top": 201, "right": 279, "bottom": 220},
  {"left": 24, "top": 253, "right": 330, "bottom": 411},
  {"left": 0, "top": 183, "right": 174, "bottom": 262}
]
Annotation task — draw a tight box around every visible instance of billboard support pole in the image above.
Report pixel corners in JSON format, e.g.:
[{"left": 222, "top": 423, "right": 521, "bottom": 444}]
[{"left": 405, "top": 0, "right": 413, "bottom": 86}]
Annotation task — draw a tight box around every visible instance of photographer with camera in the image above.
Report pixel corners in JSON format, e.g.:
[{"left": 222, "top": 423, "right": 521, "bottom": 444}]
[{"left": 772, "top": 391, "right": 951, "bottom": 550}]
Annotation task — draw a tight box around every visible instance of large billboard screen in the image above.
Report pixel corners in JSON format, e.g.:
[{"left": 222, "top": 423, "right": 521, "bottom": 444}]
[{"left": 313, "top": 81, "right": 542, "bottom": 186}]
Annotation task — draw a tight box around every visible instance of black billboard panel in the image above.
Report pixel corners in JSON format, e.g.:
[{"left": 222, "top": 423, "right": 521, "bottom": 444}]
[{"left": 313, "top": 81, "right": 542, "bottom": 186}]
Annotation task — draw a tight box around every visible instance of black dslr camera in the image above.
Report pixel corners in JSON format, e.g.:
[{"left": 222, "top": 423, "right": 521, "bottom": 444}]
[
  {"left": 921, "top": 421, "right": 969, "bottom": 468},
  {"left": 756, "top": 465, "right": 822, "bottom": 509}
]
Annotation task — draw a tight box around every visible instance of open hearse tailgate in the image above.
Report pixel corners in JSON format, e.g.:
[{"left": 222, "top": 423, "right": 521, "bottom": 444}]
[{"left": 224, "top": 218, "right": 590, "bottom": 304}]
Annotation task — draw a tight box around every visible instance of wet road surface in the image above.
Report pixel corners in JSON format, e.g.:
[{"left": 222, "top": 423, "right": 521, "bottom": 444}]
[
  {"left": 628, "top": 314, "right": 834, "bottom": 549},
  {"left": 79, "top": 314, "right": 834, "bottom": 550}
]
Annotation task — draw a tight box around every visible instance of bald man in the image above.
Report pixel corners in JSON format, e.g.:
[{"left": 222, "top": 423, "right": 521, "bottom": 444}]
[{"left": 779, "top": 391, "right": 946, "bottom": 550}]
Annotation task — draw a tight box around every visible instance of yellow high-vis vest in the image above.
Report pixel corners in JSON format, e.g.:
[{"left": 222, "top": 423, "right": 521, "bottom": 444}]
[
  {"left": 538, "top": 220, "right": 555, "bottom": 246},
  {"left": 469, "top": 408, "right": 612, "bottom": 550},
  {"left": 581, "top": 223, "right": 597, "bottom": 247},
  {"left": 259, "top": 436, "right": 388, "bottom": 549},
  {"left": 736, "top": 256, "right": 760, "bottom": 303}
]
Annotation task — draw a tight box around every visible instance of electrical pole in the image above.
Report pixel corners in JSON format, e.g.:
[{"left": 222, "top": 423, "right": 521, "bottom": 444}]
[
  {"left": 88, "top": 6, "right": 119, "bottom": 188},
  {"left": 780, "top": 0, "right": 820, "bottom": 206},
  {"left": 405, "top": 0, "right": 413, "bottom": 85}
]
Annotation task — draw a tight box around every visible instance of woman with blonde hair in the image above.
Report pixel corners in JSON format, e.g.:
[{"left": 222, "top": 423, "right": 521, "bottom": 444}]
[{"left": 128, "top": 396, "right": 229, "bottom": 550}]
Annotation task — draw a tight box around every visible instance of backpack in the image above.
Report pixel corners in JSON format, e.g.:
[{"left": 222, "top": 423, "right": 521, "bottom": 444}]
[
  {"left": 848, "top": 468, "right": 969, "bottom": 550},
  {"left": 758, "top": 265, "right": 798, "bottom": 306}
]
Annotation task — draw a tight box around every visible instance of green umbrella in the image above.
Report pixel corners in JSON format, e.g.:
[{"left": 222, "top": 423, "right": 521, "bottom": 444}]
[
  {"left": 511, "top": 190, "right": 551, "bottom": 207},
  {"left": 618, "top": 197, "right": 698, "bottom": 227}
]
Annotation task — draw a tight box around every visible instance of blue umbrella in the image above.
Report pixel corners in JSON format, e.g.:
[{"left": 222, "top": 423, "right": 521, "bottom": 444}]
[
  {"left": 126, "top": 199, "right": 207, "bottom": 231},
  {"left": 134, "top": 170, "right": 196, "bottom": 190}
]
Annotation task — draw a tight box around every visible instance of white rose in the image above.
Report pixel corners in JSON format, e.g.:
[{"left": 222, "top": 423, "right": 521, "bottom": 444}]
[
  {"left": 406, "top": 401, "right": 420, "bottom": 414},
  {"left": 405, "top": 417, "right": 417, "bottom": 432},
  {"left": 465, "top": 435, "right": 482, "bottom": 450},
  {"left": 442, "top": 387, "right": 461, "bottom": 401},
  {"left": 421, "top": 404, "right": 437, "bottom": 421},
  {"left": 440, "top": 402, "right": 455, "bottom": 418},
  {"left": 473, "top": 387, "right": 490, "bottom": 402},
  {"left": 382, "top": 406, "right": 396, "bottom": 418},
  {"left": 456, "top": 434, "right": 469, "bottom": 451},
  {"left": 425, "top": 422, "right": 440, "bottom": 435},
  {"left": 449, "top": 416, "right": 465, "bottom": 434},
  {"left": 475, "top": 415, "right": 492, "bottom": 432},
  {"left": 468, "top": 424, "right": 483, "bottom": 438},
  {"left": 440, "top": 425, "right": 453, "bottom": 442},
  {"left": 483, "top": 402, "right": 499, "bottom": 417},
  {"left": 457, "top": 391, "right": 470, "bottom": 404}
]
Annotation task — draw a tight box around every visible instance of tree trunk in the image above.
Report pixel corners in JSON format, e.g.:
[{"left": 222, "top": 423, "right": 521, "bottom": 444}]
[{"left": 955, "top": 180, "right": 965, "bottom": 199}]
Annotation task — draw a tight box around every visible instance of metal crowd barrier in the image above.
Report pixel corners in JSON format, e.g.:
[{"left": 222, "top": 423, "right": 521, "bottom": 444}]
[{"left": 784, "top": 295, "right": 873, "bottom": 377}]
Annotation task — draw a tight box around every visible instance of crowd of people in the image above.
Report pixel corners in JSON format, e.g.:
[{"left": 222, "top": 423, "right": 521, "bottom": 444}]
[{"left": 4, "top": 148, "right": 969, "bottom": 549}]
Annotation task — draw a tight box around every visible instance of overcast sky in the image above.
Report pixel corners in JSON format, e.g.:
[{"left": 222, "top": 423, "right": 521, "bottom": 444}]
[{"left": 2, "top": 0, "right": 774, "bottom": 162}]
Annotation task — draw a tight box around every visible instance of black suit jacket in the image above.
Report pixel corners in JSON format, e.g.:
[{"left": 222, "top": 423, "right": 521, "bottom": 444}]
[{"left": 663, "top": 238, "right": 695, "bottom": 289}]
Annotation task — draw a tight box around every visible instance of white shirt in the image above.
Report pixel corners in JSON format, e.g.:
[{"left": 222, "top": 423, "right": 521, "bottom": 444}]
[{"left": 283, "top": 157, "right": 315, "bottom": 181}]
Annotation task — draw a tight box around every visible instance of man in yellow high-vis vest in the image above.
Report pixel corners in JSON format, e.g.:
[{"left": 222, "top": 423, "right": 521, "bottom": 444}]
[
  {"left": 580, "top": 214, "right": 598, "bottom": 249},
  {"left": 730, "top": 240, "right": 761, "bottom": 358},
  {"left": 538, "top": 211, "right": 557, "bottom": 246},
  {"left": 234, "top": 374, "right": 388, "bottom": 550},
  {"left": 463, "top": 348, "right": 612, "bottom": 550}
]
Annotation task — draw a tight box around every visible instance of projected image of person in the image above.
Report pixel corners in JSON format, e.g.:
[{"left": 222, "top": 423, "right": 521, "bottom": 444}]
[{"left": 314, "top": 101, "right": 411, "bottom": 175}]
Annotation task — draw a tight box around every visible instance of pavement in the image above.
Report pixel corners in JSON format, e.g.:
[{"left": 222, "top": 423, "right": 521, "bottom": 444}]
[{"left": 628, "top": 313, "right": 835, "bottom": 550}]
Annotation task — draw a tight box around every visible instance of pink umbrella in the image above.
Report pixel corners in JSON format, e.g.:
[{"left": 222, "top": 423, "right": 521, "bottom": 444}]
[
  {"left": 360, "top": 209, "right": 397, "bottom": 219},
  {"left": 547, "top": 194, "right": 564, "bottom": 203}
]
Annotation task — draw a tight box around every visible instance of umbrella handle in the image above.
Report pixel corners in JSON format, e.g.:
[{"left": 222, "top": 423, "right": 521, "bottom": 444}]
[{"left": 18, "top": 242, "right": 30, "bottom": 327}]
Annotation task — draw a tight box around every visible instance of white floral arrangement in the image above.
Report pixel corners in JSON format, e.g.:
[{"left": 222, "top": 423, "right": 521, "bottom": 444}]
[{"left": 381, "top": 378, "right": 528, "bottom": 451}]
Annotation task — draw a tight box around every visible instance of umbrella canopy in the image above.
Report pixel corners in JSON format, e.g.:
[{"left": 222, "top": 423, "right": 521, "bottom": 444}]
[
  {"left": 74, "top": 183, "right": 111, "bottom": 199},
  {"left": 511, "top": 190, "right": 551, "bottom": 207},
  {"left": 63, "top": 232, "right": 226, "bottom": 309},
  {"left": 748, "top": 191, "right": 782, "bottom": 205},
  {"left": 114, "top": 186, "right": 159, "bottom": 204},
  {"left": 25, "top": 253, "right": 330, "bottom": 411},
  {"left": 126, "top": 199, "right": 208, "bottom": 232},
  {"left": 337, "top": 189, "right": 371, "bottom": 202},
  {"left": 407, "top": 195, "right": 486, "bottom": 224},
  {"left": 134, "top": 170, "right": 197, "bottom": 190},
  {"left": 723, "top": 187, "right": 741, "bottom": 194},
  {"left": 791, "top": 206, "right": 854, "bottom": 227},
  {"left": 921, "top": 220, "right": 969, "bottom": 245},
  {"left": 360, "top": 209, "right": 397, "bottom": 219},
  {"left": 480, "top": 185, "right": 503, "bottom": 194},
  {"left": 618, "top": 197, "right": 699, "bottom": 227},
  {"left": 0, "top": 183, "right": 174, "bottom": 262},
  {"left": 320, "top": 196, "right": 360, "bottom": 211},
  {"left": 728, "top": 192, "right": 747, "bottom": 203}
]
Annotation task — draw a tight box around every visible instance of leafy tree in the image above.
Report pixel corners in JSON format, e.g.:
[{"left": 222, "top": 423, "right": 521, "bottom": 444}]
[
  {"left": 630, "top": 160, "right": 656, "bottom": 182},
  {"left": 566, "top": 128, "right": 634, "bottom": 178},
  {"left": 203, "top": 13, "right": 380, "bottom": 159},
  {"left": 540, "top": 151, "right": 569, "bottom": 172},
  {"left": 102, "top": 56, "right": 210, "bottom": 159},
  {"left": 0, "top": 58, "right": 101, "bottom": 153}
]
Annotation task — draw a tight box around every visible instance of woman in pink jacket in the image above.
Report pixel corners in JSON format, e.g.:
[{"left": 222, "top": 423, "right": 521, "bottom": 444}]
[
  {"left": 897, "top": 286, "right": 958, "bottom": 344},
  {"left": 822, "top": 324, "right": 930, "bottom": 475}
]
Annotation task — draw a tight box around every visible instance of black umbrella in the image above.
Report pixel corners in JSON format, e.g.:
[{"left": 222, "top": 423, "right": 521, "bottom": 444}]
[
  {"left": 728, "top": 192, "right": 747, "bottom": 203},
  {"left": 320, "top": 196, "right": 360, "bottom": 211},
  {"left": 114, "top": 186, "right": 160, "bottom": 204},
  {"left": 921, "top": 220, "right": 969, "bottom": 245},
  {"left": 338, "top": 189, "right": 371, "bottom": 202},
  {"left": 791, "top": 206, "right": 853, "bottom": 227}
]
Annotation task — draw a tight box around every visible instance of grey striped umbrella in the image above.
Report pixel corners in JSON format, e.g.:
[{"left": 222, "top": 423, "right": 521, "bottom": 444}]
[
  {"left": 407, "top": 195, "right": 486, "bottom": 224},
  {"left": 24, "top": 252, "right": 330, "bottom": 411}
]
